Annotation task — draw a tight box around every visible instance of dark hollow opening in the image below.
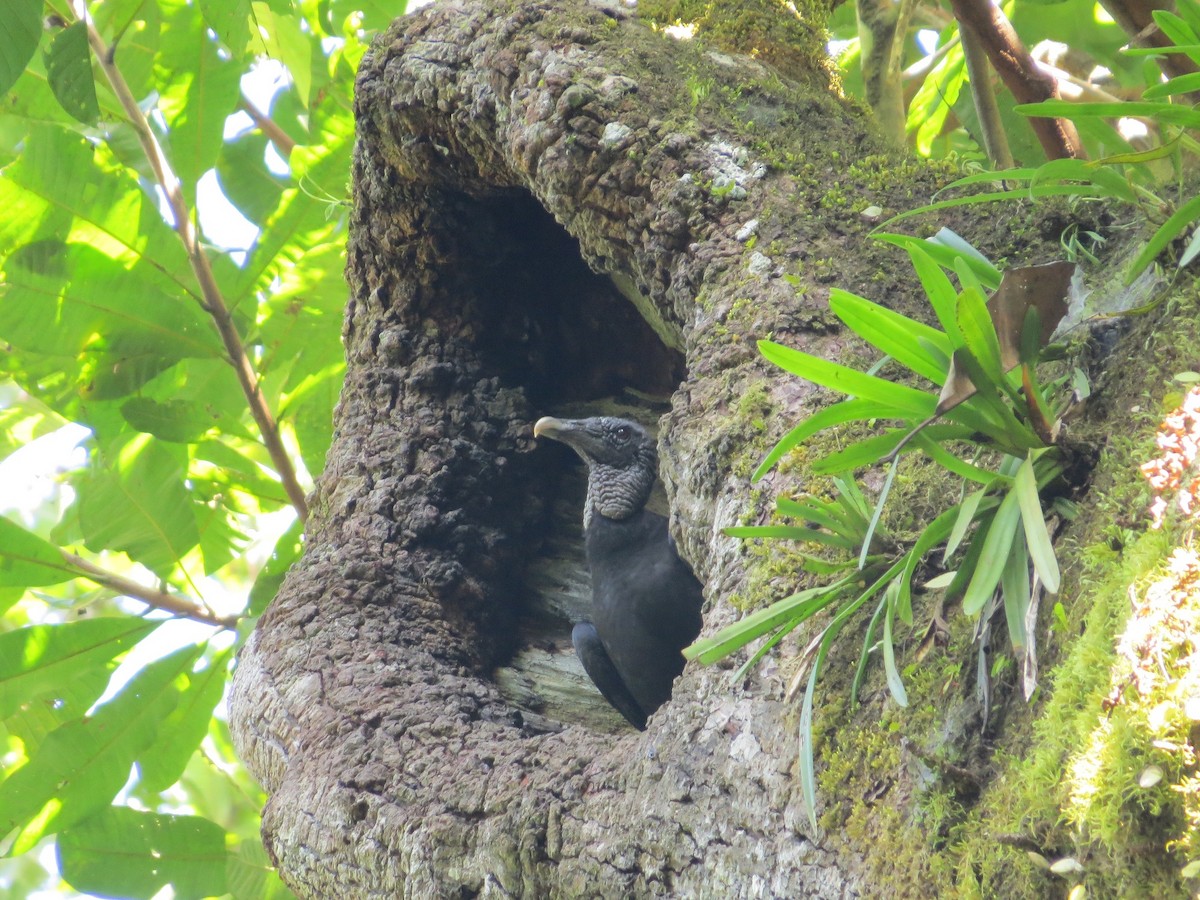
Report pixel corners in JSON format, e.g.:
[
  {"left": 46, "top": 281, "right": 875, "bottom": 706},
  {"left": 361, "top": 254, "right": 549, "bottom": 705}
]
[{"left": 463, "top": 193, "right": 686, "bottom": 731}]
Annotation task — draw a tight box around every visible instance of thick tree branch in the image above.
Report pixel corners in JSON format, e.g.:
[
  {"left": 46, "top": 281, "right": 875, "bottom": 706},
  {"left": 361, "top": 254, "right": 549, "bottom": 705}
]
[
  {"left": 949, "top": 0, "right": 1083, "bottom": 160},
  {"left": 227, "top": 0, "right": 1002, "bottom": 895},
  {"left": 82, "top": 18, "right": 310, "bottom": 522},
  {"left": 61, "top": 551, "right": 239, "bottom": 629}
]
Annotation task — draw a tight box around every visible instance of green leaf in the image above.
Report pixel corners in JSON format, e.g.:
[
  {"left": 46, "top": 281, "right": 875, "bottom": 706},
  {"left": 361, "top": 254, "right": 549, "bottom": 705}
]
[
  {"left": 907, "top": 45, "right": 965, "bottom": 156},
  {"left": 215, "top": 132, "right": 288, "bottom": 226},
  {"left": 157, "top": 12, "right": 243, "bottom": 192},
  {"left": 758, "top": 340, "right": 938, "bottom": 419},
  {"left": 1153, "top": 9, "right": 1200, "bottom": 49},
  {"left": 0, "top": 515, "right": 74, "bottom": 587},
  {"left": 798, "top": 645, "right": 823, "bottom": 833},
  {"left": 1127, "top": 194, "right": 1200, "bottom": 283},
  {"left": 812, "top": 428, "right": 910, "bottom": 474},
  {"left": 796, "top": 559, "right": 902, "bottom": 830},
  {"left": 901, "top": 242, "right": 962, "bottom": 340},
  {"left": 1029, "top": 157, "right": 1139, "bottom": 205},
  {"left": 77, "top": 438, "right": 201, "bottom": 578},
  {"left": 753, "top": 398, "right": 896, "bottom": 481},
  {"left": 0, "top": 0, "right": 40, "bottom": 101},
  {"left": 1180, "top": 227, "right": 1200, "bottom": 271},
  {"left": 0, "top": 643, "right": 202, "bottom": 849},
  {"left": 812, "top": 424, "right": 975, "bottom": 474},
  {"left": 897, "top": 502, "right": 964, "bottom": 624},
  {"left": 882, "top": 579, "right": 907, "bottom": 707},
  {"left": 962, "top": 486, "right": 1022, "bottom": 615},
  {"left": 1143, "top": 72, "right": 1200, "bottom": 99},
  {"left": 851, "top": 596, "right": 887, "bottom": 706},
  {"left": 944, "top": 348, "right": 1041, "bottom": 449},
  {"left": 138, "top": 648, "right": 232, "bottom": 792},
  {"left": 199, "top": 0, "right": 254, "bottom": 55},
  {"left": 683, "top": 578, "right": 852, "bottom": 664},
  {"left": 725, "top": 525, "right": 858, "bottom": 550},
  {"left": 730, "top": 618, "right": 803, "bottom": 683},
  {"left": 43, "top": 22, "right": 100, "bottom": 125},
  {"left": 912, "top": 430, "right": 1005, "bottom": 486},
  {"left": 0, "top": 617, "right": 158, "bottom": 720},
  {"left": 1014, "top": 455, "right": 1061, "bottom": 592},
  {"left": 829, "top": 289, "right": 951, "bottom": 384},
  {"left": 226, "top": 837, "right": 296, "bottom": 900},
  {"left": 1001, "top": 528, "right": 1032, "bottom": 651},
  {"left": 880, "top": 184, "right": 1134, "bottom": 228},
  {"left": 194, "top": 441, "right": 290, "bottom": 508},
  {"left": 777, "top": 496, "right": 864, "bottom": 542},
  {"left": 876, "top": 231, "right": 1001, "bottom": 294},
  {"left": 956, "top": 287, "right": 1006, "bottom": 383},
  {"left": 120, "top": 398, "right": 215, "bottom": 443},
  {"left": 944, "top": 487, "right": 986, "bottom": 563},
  {"left": 58, "top": 807, "right": 228, "bottom": 900},
  {"left": 860, "top": 460, "right": 897, "bottom": 569},
  {"left": 250, "top": 2, "right": 313, "bottom": 106},
  {"left": 1017, "top": 99, "right": 1200, "bottom": 129}
]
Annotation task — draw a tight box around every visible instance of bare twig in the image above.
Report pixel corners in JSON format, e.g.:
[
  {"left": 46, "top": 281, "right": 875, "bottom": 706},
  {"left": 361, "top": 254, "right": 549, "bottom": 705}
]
[
  {"left": 949, "top": 0, "right": 1083, "bottom": 160},
  {"left": 83, "top": 17, "right": 309, "bottom": 521},
  {"left": 959, "top": 15, "right": 1014, "bottom": 168},
  {"left": 239, "top": 97, "right": 297, "bottom": 157},
  {"left": 62, "top": 550, "right": 240, "bottom": 629}
]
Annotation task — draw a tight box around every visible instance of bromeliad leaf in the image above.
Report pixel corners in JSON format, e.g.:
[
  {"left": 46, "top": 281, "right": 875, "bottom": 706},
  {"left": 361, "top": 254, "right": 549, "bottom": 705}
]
[
  {"left": 753, "top": 398, "right": 898, "bottom": 481},
  {"left": 683, "top": 578, "right": 853, "bottom": 664},
  {"left": 1014, "top": 455, "right": 1061, "bottom": 593},
  {"left": 829, "top": 289, "right": 952, "bottom": 385},
  {"left": 962, "top": 487, "right": 1022, "bottom": 615},
  {"left": 724, "top": 525, "right": 859, "bottom": 550},
  {"left": 1001, "top": 529, "right": 1033, "bottom": 651},
  {"left": 758, "top": 340, "right": 938, "bottom": 419},
  {"left": 882, "top": 579, "right": 908, "bottom": 707}
]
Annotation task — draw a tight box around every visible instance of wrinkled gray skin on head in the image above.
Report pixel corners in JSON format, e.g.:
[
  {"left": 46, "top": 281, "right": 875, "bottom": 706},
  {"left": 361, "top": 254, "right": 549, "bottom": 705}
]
[{"left": 533, "top": 416, "right": 657, "bottom": 528}]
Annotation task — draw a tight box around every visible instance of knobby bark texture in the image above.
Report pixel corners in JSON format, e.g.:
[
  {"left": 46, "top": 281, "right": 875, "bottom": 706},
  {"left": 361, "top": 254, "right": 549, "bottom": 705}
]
[{"left": 229, "top": 0, "right": 993, "bottom": 895}]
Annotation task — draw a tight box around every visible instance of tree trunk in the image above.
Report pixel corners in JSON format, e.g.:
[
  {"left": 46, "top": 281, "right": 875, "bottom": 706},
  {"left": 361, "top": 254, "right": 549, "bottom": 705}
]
[{"left": 227, "top": 1, "right": 1129, "bottom": 896}]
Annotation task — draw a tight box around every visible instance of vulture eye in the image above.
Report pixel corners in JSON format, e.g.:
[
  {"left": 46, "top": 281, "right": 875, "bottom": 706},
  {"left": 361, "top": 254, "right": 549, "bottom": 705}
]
[{"left": 613, "top": 425, "right": 632, "bottom": 442}]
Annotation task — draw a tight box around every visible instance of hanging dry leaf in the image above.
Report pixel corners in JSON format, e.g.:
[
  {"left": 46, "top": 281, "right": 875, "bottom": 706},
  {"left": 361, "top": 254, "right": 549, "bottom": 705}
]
[{"left": 936, "top": 261, "right": 1076, "bottom": 415}]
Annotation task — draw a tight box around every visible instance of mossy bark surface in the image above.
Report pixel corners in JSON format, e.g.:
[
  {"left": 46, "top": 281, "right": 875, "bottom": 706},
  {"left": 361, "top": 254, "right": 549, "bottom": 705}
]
[{"left": 227, "top": 0, "right": 1188, "bottom": 896}]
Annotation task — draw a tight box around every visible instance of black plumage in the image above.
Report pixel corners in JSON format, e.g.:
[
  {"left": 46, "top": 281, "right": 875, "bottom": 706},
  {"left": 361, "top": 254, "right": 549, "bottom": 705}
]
[{"left": 534, "top": 415, "right": 704, "bottom": 730}]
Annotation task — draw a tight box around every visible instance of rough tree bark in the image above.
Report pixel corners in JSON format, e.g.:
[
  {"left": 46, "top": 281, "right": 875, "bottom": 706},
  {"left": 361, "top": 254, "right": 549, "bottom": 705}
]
[{"left": 228, "top": 0, "right": 1070, "bottom": 895}]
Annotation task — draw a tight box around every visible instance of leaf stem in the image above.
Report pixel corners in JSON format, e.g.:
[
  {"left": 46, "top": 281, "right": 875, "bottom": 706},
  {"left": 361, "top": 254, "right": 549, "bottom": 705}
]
[
  {"left": 83, "top": 18, "right": 310, "bottom": 521},
  {"left": 61, "top": 550, "right": 240, "bottom": 629},
  {"left": 239, "top": 97, "right": 297, "bottom": 157}
]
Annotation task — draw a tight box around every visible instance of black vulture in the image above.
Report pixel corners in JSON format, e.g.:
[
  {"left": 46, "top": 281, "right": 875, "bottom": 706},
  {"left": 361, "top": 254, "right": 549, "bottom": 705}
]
[{"left": 533, "top": 416, "right": 704, "bottom": 730}]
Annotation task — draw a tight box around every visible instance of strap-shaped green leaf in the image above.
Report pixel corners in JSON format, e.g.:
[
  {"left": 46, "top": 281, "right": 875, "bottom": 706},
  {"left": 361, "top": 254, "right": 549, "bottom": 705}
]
[
  {"left": 683, "top": 579, "right": 852, "bottom": 664},
  {"left": 1014, "top": 455, "right": 1061, "bottom": 592},
  {"left": 882, "top": 578, "right": 908, "bottom": 707},
  {"left": 753, "top": 397, "right": 896, "bottom": 482},
  {"left": 1001, "top": 529, "right": 1032, "bottom": 651},
  {"left": 759, "top": 340, "right": 937, "bottom": 418},
  {"left": 829, "top": 289, "right": 951, "bottom": 384},
  {"left": 963, "top": 486, "right": 1021, "bottom": 615}
]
